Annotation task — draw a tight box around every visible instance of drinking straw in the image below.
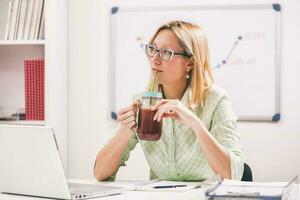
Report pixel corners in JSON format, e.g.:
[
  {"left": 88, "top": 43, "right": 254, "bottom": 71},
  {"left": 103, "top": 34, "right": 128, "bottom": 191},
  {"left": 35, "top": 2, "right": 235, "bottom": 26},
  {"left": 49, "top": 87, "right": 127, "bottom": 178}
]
[
  {"left": 149, "top": 71, "right": 157, "bottom": 105},
  {"left": 150, "top": 70, "right": 157, "bottom": 92}
]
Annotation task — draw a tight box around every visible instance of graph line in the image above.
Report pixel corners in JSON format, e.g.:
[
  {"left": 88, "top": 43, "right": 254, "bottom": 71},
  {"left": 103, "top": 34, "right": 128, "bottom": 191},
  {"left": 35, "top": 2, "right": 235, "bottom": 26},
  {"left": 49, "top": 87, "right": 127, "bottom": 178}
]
[{"left": 213, "top": 35, "right": 243, "bottom": 69}]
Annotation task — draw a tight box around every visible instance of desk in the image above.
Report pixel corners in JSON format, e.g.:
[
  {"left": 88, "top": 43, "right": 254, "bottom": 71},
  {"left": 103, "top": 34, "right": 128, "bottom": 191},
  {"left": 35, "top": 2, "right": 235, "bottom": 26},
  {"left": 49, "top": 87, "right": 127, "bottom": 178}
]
[
  {"left": 0, "top": 179, "right": 205, "bottom": 200},
  {"left": 0, "top": 189, "right": 204, "bottom": 200},
  {"left": 1, "top": 180, "right": 299, "bottom": 200}
]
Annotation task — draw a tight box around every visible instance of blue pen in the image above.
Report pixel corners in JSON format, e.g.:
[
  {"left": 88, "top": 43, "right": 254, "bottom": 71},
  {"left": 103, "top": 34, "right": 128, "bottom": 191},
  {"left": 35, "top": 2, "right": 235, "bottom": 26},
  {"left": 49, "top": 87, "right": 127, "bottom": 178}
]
[{"left": 153, "top": 184, "right": 187, "bottom": 189}]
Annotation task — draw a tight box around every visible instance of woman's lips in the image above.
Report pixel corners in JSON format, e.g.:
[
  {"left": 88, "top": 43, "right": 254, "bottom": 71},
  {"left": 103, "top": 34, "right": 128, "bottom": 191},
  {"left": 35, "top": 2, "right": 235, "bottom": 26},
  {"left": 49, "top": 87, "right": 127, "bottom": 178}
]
[{"left": 152, "top": 69, "right": 163, "bottom": 72}]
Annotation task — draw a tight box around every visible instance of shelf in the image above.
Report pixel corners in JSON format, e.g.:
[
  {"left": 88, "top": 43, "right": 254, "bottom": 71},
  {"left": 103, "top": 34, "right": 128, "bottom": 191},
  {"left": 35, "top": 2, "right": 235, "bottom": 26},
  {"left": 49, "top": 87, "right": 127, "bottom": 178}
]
[
  {"left": 0, "top": 0, "right": 68, "bottom": 169},
  {"left": 0, "top": 120, "right": 45, "bottom": 125},
  {"left": 0, "top": 40, "right": 45, "bottom": 45}
]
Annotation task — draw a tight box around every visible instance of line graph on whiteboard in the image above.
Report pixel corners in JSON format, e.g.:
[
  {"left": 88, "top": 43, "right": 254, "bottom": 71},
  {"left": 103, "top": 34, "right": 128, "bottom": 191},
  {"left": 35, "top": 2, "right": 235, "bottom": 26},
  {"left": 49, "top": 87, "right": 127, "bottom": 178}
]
[
  {"left": 212, "top": 32, "right": 266, "bottom": 69},
  {"left": 213, "top": 35, "right": 243, "bottom": 70}
]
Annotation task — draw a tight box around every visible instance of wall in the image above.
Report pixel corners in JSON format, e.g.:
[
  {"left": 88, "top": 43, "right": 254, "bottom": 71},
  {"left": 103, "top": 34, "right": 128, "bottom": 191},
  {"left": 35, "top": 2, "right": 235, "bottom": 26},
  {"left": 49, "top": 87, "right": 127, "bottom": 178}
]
[{"left": 68, "top": 0, "right": 300, "bottom": 181}]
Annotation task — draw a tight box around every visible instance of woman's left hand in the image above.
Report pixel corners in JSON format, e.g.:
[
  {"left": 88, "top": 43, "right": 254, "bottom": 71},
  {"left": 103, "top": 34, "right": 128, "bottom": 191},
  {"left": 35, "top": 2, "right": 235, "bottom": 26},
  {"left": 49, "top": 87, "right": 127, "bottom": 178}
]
[{"left": 152, "top": 99, "right": 197, "bottom": 125}]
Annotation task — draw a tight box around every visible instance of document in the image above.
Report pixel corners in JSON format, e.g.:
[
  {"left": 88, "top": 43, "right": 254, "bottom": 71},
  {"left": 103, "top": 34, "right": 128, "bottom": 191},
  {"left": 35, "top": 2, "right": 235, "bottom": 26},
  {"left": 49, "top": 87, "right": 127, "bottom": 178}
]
[
  {"left": 101, "top": 180, "right": 202, "bottom": 193},
  {"left": 100, "top": 180, "right": 158, "bottom": 190},
  {"left": 206, "top": 176, "right": 298, "bottom": 199}
]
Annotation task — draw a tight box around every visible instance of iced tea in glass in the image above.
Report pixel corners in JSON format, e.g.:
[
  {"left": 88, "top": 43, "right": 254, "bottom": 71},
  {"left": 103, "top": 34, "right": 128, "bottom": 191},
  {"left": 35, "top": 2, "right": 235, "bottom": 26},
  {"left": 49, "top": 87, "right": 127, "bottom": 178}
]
[{"left": 137, "top": 92, "right": 162, "bottom": 141}]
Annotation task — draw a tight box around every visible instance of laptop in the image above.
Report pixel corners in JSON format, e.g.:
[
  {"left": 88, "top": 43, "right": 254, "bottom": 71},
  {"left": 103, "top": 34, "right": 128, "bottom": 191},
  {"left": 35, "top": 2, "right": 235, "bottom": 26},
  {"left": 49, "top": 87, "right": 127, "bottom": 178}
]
[{"left": 0, "top": 125, "right": 123, "bottom": 199}]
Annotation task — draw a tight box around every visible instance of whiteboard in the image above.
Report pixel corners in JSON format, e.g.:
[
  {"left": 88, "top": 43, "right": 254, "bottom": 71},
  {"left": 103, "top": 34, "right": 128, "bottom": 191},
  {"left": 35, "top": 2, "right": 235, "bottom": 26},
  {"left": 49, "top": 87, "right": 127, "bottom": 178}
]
[{"left": 109, "top": 4, "right": 282, "bottom": 122}]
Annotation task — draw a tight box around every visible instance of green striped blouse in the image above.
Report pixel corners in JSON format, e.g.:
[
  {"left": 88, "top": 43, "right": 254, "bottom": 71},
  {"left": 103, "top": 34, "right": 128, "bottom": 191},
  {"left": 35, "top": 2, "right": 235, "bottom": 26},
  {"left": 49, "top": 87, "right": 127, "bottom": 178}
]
[{"left": 108, "top": 85, "right": 244, "bottom": 181}]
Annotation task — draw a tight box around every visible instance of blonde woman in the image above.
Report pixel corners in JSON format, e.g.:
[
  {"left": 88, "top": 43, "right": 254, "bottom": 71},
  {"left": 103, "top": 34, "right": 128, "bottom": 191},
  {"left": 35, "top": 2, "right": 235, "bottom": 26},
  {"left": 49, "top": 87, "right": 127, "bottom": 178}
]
[{"left": 94, "top": 20, "right": 243, "bottom": 181}]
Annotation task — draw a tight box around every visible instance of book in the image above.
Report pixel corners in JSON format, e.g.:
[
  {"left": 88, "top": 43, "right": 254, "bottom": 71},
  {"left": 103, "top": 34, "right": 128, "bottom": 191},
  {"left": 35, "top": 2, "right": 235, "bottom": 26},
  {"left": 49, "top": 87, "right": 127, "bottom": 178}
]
[
  {"left": 28, "top": 0, "right": 40, "bottom": 39},
  {"left": 4, "top": 1, "right": 13, "bottom": 40},
  {"left": 38, "top": 9, "right": 45, "bottom": 39},
  {"left": 35, "top": 59, "right": 44, "bottom": 120},
  {"left": 23, "top": 0, "right": 34, "bottom": 39},
  {"left": 24, "top": 59, "right": 45, "bottom": 120},
  {"left": 17, "top": 0, "right": 28, "bottom": 40},
  {"left": 24, "top": 60, "right": 35, "bottom": 120},
  {"left": 8, "top": 0, "right": 20, "bottom": 40},
  {"left": 14, "top": 0, "right": 23, "bottom": 39},
  {"left": 34, "top": 0, "right": 44, "bottom": 39}
]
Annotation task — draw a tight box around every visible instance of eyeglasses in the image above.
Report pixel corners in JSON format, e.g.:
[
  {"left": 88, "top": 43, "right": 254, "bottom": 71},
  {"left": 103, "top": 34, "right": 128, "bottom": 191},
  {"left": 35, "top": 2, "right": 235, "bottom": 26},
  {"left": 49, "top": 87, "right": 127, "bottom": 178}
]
[{"left": 145, "top": 44, "right": 190, "bottom": 61}]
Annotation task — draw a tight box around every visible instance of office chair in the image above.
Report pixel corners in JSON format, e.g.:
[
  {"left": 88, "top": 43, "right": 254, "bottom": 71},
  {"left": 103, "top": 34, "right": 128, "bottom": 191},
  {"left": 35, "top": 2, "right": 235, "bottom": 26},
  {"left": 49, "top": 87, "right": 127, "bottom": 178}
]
[{"left": 241, "top": 163, "right": 253, "bottom": 182}]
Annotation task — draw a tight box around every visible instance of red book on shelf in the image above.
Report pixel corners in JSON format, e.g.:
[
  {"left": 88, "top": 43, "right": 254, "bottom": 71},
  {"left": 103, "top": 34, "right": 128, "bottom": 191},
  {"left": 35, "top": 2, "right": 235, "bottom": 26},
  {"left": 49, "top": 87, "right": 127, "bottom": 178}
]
[
  {"left": 35, "top": 59, "right": 45, "bottom": 120},
  {"left": 24, "top": 59, "right": 45, "bottom": 120},
  {"left": 24, "top": 60, "right": 35, "bottom": 120}
]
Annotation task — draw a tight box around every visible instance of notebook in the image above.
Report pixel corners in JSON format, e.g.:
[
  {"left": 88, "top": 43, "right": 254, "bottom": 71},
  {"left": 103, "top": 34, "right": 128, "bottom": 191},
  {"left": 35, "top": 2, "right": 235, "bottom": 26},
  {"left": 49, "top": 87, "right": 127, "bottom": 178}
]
[
  {"left": 101, "top": 179, "right": 203, "bottom": 193},
  {"left": 0, "top": 125, "right": 123, "bottom": 199}
]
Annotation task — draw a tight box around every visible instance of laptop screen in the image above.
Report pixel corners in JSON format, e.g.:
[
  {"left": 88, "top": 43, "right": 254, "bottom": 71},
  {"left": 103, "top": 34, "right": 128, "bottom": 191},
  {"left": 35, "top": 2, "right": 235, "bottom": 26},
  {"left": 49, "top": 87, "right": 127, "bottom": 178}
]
[{"left": 0, "top": 125, "right": 124, "bottom": 200}]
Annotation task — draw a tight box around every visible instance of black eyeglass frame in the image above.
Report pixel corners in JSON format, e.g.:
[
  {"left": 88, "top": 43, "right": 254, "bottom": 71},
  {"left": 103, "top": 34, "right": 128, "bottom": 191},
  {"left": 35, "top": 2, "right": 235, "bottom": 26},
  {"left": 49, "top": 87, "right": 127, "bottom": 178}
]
[{"left": 145, "top": 44, "right": 191, "bottom": 61}]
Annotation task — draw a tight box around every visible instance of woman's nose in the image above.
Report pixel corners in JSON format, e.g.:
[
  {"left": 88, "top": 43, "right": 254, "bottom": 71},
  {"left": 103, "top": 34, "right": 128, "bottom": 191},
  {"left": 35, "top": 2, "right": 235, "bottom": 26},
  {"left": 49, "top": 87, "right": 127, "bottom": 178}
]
[{"left": 151, "top": 52, "right": 161, "bottom": 65}]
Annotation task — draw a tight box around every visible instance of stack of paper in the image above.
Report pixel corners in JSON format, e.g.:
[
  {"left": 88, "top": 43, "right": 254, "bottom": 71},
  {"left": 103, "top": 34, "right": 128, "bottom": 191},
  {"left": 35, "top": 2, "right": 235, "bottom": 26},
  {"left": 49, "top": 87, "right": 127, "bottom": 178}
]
[
  {"left": 214, "top": 180, "right": 285, "bottom": 197},
  {"left": 206, "top": 176, "right": 298, "bottom": 199}
]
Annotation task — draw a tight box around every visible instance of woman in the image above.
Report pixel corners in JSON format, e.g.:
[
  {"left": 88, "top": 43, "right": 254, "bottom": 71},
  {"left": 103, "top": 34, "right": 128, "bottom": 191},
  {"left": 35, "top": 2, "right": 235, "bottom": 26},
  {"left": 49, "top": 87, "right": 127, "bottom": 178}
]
[{"left": 94, "top": 20, "right": 243, "bottom": 181}]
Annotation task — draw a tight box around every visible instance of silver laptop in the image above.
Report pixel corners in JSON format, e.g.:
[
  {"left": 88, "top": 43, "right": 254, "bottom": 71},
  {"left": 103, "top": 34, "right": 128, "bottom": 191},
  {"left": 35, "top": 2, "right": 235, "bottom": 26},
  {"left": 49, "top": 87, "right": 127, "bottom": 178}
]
[{"left": 0, "top": 125, "right": 123, "bottom": 199}]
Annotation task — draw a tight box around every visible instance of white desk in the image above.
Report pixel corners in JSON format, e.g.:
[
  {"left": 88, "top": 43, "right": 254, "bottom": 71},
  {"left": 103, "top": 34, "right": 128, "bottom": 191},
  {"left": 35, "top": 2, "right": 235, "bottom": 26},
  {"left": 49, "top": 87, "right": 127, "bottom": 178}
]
[
  {"left": 0, "top": 189, "right": 204, "bottom": 200},
  {"left": 1, "top": 179, "right": 299, "bottom": 200},
  {"left": 0, "top": 179, "right": 205, "bottom": 200}
]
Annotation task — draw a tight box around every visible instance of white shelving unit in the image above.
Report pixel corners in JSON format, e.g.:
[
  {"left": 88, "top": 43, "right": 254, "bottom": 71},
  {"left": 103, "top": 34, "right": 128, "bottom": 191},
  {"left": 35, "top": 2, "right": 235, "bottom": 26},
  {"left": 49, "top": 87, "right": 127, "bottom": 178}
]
[
  {"left": 0, "top": 120, "right": 45, "bottom": 125},
  {"left": 0, "top": 0, "right": 68, "bottom": 172},
  {"left": 0, "top": 40, "right": 45, "bottom": 45}
]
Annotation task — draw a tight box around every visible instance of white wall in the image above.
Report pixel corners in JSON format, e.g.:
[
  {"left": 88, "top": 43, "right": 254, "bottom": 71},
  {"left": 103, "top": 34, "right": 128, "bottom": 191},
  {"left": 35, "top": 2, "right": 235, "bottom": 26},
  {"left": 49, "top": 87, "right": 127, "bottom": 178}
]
[{"left": 68, "top": 0, "right": 300, "bottom": 181}]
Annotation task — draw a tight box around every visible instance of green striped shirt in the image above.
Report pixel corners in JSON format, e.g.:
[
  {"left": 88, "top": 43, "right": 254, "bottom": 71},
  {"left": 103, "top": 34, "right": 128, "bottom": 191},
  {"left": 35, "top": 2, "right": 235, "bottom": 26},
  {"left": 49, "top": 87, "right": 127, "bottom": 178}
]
[{"left": 109, "top": 86, "right": 244, "bottom": 181}]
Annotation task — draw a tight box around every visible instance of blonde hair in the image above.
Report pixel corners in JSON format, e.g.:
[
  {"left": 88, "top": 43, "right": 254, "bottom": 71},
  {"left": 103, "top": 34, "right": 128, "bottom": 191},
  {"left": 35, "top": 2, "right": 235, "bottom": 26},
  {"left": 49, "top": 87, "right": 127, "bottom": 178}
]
[{"left": 147, "top": 20, "right": 213, "bottom": 109}]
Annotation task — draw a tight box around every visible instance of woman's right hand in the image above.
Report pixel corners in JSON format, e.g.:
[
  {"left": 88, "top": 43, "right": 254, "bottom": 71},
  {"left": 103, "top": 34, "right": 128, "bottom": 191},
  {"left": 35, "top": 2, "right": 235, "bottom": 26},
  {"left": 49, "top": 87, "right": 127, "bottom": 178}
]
[
  {"left": 117, "top": 100, "right": 139, "bottom": 132},
  {"left": 94, "top": 99, "right": 140, "bottom": 181}
]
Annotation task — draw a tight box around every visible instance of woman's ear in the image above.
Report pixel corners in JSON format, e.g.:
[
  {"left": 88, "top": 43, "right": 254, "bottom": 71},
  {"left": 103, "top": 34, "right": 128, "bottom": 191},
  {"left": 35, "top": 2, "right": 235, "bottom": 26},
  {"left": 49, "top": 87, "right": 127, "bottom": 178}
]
[{"left": 186, "top": 57, "right": 194, "bottom": 72}]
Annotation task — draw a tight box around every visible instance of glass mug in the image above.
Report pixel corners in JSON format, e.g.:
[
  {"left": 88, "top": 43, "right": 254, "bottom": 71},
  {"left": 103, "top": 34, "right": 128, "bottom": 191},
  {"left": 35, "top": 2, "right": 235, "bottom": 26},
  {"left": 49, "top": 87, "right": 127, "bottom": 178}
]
[{"left": 137, "top": 92, "right": 163, "bottom": 141}]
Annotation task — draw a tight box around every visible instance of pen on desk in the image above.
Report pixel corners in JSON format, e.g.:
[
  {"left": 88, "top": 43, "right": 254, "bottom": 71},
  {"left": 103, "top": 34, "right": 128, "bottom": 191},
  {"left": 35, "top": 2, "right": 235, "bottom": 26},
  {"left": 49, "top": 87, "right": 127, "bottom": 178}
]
[{"left": 153, "top": 185, "right": 187, "bottom": 189}]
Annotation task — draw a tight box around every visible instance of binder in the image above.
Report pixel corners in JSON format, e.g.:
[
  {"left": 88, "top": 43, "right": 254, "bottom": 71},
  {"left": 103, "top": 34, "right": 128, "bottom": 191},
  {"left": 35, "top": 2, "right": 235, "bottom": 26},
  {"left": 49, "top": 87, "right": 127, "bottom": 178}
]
[
  {"left": 24, "top": 59, "right": 45, "bottom": 120},
  {"left": 206, "top": 176, "right": 298, "bottom": 199}
]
